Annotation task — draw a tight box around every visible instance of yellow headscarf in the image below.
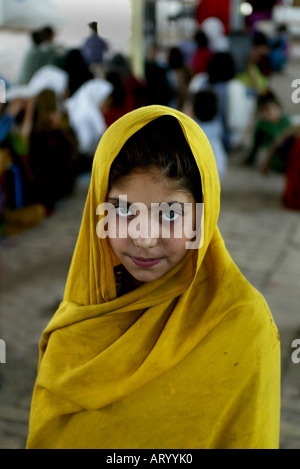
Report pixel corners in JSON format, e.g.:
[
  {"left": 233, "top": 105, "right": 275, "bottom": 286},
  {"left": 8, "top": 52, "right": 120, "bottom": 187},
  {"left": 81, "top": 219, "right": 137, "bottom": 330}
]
[{"left": 27, "top": 106, "right": 280, "bottom": 449}]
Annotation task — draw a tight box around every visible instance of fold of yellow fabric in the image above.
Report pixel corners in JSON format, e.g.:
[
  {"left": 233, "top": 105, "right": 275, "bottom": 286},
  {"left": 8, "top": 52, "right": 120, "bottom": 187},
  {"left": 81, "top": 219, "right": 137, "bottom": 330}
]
[{"left": 27, "top": 105, "right": 280, "bottom": 449}]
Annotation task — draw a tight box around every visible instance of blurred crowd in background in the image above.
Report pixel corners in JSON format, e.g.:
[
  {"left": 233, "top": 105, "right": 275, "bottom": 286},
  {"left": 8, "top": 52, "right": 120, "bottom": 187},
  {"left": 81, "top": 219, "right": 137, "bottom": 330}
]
[{"left": 0, "top": 12, "right": 299, "bottom": 237}]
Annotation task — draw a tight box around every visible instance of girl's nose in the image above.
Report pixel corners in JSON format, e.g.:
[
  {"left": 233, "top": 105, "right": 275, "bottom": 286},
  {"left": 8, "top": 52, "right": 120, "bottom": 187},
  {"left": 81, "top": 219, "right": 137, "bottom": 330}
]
[
  {"left": 129, "top": 209, "right": 160, "bottom": 249},
  {"left": 132, "top": 235, "right": 158, "bottom": 249}
]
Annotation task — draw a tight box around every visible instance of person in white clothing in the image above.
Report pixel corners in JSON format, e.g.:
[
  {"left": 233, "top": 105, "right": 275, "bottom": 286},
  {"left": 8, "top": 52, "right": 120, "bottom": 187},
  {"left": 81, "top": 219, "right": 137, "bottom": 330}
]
[
  {"left": 65, "top": 79, "right": 113, "bottom": 158},
  {"left": 192, "top": 90, "right": 227, "bottom": 181}
]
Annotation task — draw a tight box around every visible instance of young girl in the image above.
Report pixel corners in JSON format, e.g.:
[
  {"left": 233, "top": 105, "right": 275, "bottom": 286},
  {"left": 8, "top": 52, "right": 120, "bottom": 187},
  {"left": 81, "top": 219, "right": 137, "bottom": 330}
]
[{"left": 27, "top": 106, "right": 280, "bottom": 449}]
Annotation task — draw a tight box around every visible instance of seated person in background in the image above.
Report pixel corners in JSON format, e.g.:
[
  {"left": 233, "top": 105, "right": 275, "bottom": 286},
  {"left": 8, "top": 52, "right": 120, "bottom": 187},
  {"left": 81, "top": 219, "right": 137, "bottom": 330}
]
[
  {"left": 167, "top": 47, "right": 193, "bottom": 111},
  {"left": 145, "top": 43, "right": 174, "bottom": 107},
  {"left": 0, "top": 97, "right": 46, "bottom": 235},
  {"left": 269, "top": 24, "right": 291, "bottom": 73},
  {"left": 188, "top": 52, "right": 236, "bottom": 150},
  {"left": 238, "top": 33, "right": 270, "bottom": 96},
  {"left": 190, "top": 31, "right": 214, "bottom": 75},
  {"left": 260, "top": 124, "right": 300, "bottom": 211},
  {"left": 192, "top": 90, "right": 227, "bottom": 181},
  {"left": 282, "top": 132, "right": 300, "bottom": 211},
  {"left": 252, "top": 32, "right": 272, "bottom": 78},
  {"left": 246, "top": 91, "right": 291, "bottom": 172},
  {"left": 0, "top": 99, "right": 26, "bottom": 145},
  {"left": 102, "top": 54, "right": 147, "bottom": 127},
  {"left": 28, "top": 89, "right": 78, "bottom": 212},
  {"left": 62, "top": 49, "right": 93, "bottom": 97}
]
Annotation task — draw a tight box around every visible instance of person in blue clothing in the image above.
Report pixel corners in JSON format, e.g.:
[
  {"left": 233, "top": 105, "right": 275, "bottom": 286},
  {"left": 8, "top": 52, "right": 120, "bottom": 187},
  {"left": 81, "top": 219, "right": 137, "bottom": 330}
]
[
  {"left": 269, "top": 25, "right": 290, "bottom": 72},
  {"left": 82, "top": 22, "right": 109, "bottom": 77},
  {"left": 0, "top": 98, "right": 25, "bottom": 145}
]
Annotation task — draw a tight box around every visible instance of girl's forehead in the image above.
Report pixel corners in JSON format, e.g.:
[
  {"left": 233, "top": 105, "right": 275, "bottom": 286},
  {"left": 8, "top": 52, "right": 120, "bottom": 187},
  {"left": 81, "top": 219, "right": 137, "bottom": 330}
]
[
  {"left": 107, "top": 169, "right": 194, "bottom": 203},
  {"left": 109, "top": 168, "right": 173, "bottom": 189}
]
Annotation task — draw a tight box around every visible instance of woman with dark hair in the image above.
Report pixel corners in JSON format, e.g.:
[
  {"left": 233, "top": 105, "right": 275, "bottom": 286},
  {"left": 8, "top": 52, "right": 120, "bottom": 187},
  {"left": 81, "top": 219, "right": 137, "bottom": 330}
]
[
  {"left": 62, "top": 49, "right": 93, "bottom": 97},
  {"left": 167, "top": 47, "right": 193, "bottom": 111}
]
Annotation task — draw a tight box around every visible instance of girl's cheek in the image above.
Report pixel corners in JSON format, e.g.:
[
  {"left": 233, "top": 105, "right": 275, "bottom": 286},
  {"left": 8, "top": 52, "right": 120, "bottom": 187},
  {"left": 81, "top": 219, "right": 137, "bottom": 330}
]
[{"left": 160, "top": 236, "right": 187, "bottom": 254}]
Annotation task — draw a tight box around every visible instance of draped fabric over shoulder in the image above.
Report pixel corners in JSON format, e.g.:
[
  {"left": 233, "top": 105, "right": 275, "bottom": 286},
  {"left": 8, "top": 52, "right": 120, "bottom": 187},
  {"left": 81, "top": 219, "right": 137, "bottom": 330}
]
[{"left": 27, "top": 106, "right": 280, "bottom": 449}]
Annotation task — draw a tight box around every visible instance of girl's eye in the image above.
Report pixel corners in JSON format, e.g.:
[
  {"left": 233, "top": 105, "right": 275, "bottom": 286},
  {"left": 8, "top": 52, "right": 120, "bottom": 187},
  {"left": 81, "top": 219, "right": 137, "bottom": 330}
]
[
  {"left": 161, "top": 210, "right": 181, "bottom": 222},
  {"left": 115, "top": 206, "right": 135, "bottom": 218}
]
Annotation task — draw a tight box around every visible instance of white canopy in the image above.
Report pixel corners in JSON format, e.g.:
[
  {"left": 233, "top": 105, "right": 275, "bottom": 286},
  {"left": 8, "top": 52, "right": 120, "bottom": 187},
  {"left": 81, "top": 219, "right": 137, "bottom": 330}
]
[{"left": 0, "top": 0, "right": 66, "bottom": 30}]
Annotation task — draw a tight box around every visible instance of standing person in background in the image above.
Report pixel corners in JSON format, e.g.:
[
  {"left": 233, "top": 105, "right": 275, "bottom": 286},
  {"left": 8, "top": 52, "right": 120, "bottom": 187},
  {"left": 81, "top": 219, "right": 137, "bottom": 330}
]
[
  {"left": 82, "top": 22, "right": 109, "bottom": 78},
  {"left": 18, "top": 27, "right": 64, "bottom": 85}
]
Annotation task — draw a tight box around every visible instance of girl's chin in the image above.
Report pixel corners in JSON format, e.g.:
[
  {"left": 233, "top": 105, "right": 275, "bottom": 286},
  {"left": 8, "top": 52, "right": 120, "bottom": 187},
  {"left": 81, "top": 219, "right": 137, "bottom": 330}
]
[{"left": 126, "top": 265, "right": 166, "bottom": 283}]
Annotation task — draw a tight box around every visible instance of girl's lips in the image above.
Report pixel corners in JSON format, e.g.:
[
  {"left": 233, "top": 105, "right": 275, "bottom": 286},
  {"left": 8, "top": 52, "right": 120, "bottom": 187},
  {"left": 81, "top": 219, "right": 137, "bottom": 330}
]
[{"left": 129, "top": 256, "right": 163, "bottom": 268}]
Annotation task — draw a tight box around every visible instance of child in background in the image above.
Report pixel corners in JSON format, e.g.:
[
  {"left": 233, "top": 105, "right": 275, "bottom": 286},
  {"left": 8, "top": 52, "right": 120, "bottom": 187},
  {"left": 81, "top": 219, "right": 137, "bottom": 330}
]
[
  {"left": 192, "top": 90, "right": 227, "bottom": 181},
  {"left": 246, "top": 91, "right": 291, "bottom": 171}
]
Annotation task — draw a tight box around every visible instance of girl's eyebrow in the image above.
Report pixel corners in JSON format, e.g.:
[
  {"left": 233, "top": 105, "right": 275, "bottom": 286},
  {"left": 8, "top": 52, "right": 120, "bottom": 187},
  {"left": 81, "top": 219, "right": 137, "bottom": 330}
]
[
  {"left": 107, "top": 197, "right": 131, "bottom": 206},
  {"left": 106, "top": 197, "right": 187, "bottom": 209},
  {"left": 106, "top": 197, "right": 124, "bottom": 204}
]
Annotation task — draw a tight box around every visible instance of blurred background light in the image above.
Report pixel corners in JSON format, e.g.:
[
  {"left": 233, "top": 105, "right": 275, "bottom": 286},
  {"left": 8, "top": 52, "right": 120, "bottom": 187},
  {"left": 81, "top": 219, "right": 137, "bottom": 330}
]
[{"left": 240, "top": 2, "right": 253, "bottom": 16}]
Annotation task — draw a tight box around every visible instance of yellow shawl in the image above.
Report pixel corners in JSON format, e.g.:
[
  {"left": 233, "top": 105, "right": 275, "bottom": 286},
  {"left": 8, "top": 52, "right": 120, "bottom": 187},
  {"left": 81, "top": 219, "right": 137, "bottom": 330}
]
[{"left": 27, "top": 106, "right": 280, "bottom": 449}]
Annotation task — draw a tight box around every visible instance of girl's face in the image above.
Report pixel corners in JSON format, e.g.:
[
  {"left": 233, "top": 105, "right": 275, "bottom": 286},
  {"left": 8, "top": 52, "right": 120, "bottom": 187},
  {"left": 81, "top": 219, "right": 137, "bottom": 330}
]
[{"left": 106, "top": 168, "right": 197, "bottom": 284}]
